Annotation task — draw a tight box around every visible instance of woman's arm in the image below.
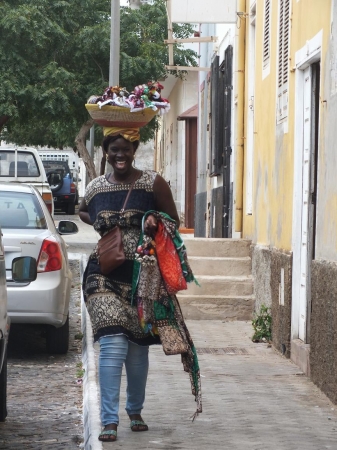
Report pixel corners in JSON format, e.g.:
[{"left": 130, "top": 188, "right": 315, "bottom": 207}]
[
  {"left": 153, "top": 174, "right": 180, "bottom": 226},
  {"left": 78, "top": 198, "right": 93, "bottom": 225},
  {"left": 143, "top": 174, "right": 180, "bottom": 236}
]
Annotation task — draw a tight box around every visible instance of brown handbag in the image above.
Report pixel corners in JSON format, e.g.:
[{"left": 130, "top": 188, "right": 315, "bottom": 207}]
[{"left": 97, "top": 177, "right": 136, "bottom": 275}]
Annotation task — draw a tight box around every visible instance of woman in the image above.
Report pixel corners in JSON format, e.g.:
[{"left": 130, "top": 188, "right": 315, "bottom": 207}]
[{"left": 79, "top": 129, "right": 180, "bottom": 442}]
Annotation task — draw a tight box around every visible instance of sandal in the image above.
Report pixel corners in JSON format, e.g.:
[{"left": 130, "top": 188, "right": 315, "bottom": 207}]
[
  {"left": 98, "top": 429, "right": 117, "bottom": 442},
  {"left": 130, "top": 420, "right": 148, "bottom": 432}
]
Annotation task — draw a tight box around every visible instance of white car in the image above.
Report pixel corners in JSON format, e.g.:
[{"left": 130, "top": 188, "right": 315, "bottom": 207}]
[
  {"left": 0, "top": 146, "right": 55, "bottom": 215},
  {"left": 0, "top": 223, "right": 37, "bottom": 421},
  {"left": 0, "top": 182, "right": 78, "bottom": 354},
  {"left": 0, "top": 224, "right": 9, "bottom": 421}
]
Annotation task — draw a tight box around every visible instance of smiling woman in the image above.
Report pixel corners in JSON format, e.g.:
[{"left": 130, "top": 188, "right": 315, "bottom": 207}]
[
  {"left": 78, "top": 126, "right": 181, "bottom": 442},
  {"left": 79, "top": 83, "right": 201, "bottom": 443}
]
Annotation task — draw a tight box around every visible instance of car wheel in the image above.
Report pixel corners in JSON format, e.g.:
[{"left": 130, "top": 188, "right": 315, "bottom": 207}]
[
  {"left": 47, "top": 171, "right": 64, "bottom": 193},
  {"left": 0, "top": 350, "right": 8, "bottom": 422},
  {"left": 66, "top": 202, "right": 76, "bottom": 215},
  {"left": 46, "top": 315, "right": 69, "bottom": 354}
]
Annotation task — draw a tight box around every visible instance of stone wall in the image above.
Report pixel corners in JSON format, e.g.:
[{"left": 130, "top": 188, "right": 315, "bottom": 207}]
[
  {"left": 210, "top": 186, "right": 223, "bottom": 238},
  {"left": 194, "top": 191, "right": 207, "bottom": 237},
  {"left": 310, "top": 259, "right": 337, "bottom": 403},
  {"left": 252, "top": 245, "right": 292, "bottom": 358},
  {"left": 270, "top": 249, "right": 292, "bottom": 358}
]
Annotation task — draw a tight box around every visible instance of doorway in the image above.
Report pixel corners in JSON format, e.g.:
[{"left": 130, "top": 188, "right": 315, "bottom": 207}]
[
  {"left": 292, "top": 60, "right": 320, "bottom": 344},
  {"left": 178, "top": 105, "right": 198, "bottom": 229}
]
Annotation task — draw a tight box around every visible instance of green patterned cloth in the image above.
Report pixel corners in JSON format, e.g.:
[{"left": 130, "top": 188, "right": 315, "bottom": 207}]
[{"left": 132, "top": 211, "right": 202, "bottom": 418}]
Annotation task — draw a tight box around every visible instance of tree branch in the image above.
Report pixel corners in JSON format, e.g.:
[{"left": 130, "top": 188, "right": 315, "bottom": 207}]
[
  {"left": 91, "top": 56, "right": 105, "bottom": 83},
  {"left": 74, "top": 119, "right": 97, "bottom": 182},
  {"left": 0, "top": 115, "right": 10, "bottom": 133}
]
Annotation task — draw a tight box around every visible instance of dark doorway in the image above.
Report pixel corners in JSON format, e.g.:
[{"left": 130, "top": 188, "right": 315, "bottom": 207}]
[{"left": 178, "top": 105, "right": 198, "bottom": 229}]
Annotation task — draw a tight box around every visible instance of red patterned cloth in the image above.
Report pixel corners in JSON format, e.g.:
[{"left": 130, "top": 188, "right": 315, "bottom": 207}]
[{"left": 155, "top": 221, "right": 187, "bottom": 295}]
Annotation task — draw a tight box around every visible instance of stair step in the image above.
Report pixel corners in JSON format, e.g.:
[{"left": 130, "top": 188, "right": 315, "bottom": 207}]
[
  {"left": 184, "top": 238, "right": 251, "bottom": 257},
  {"left": 189, "top": 256, "right": 251, "bottom": 276},
  {"left": 177, "top": 294, "right": 255, "bottom": 320},
  {"left": 187, "top": 275, "right": 253, "bottom": 296}
]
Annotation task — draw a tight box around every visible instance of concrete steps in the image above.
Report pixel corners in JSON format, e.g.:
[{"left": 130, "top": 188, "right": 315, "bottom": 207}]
[
  {"left": 178, "top": 238, "right": 255, "bottom": 320},
  {"left": 188, "top": 256, "right": 251, "bottom": 277}
]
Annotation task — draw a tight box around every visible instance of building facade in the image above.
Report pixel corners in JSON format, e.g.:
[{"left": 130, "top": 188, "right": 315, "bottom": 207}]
[{"left": 157, "top": 0, "right": 337, "bottom": 405}]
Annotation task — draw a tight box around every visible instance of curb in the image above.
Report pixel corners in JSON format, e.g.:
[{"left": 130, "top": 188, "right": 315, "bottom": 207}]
[{"left": 80, "top": 255, "right": 102, "bottom": 450}]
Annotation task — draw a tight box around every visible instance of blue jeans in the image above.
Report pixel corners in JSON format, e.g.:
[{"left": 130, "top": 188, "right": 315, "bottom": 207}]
[{"left": 99, "top": 335, "right": 149, "bottom": 426}]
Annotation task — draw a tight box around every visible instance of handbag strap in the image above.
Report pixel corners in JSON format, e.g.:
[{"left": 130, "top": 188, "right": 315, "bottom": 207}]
[{"left": 120, "top": 174, "right": 137, "bottom": 214}]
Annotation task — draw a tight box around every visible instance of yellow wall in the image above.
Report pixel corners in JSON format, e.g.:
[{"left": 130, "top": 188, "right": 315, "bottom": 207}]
[{"left": 242, "top": 0, "right": 331, "bottom": 250}]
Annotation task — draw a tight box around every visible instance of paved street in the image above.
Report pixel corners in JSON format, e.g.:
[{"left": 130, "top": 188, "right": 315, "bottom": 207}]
[
  {"left": 89, "top": 320, "right": 337, "bottom": 450},
  {"left": 61, "top": 215, "right": 337, "bottom": 450},
  {"left": 0, "top": 213, "right": 329, "bottom": 450},
  {"left": 0, "top": 260, "right": 83, "bottom": 449}
]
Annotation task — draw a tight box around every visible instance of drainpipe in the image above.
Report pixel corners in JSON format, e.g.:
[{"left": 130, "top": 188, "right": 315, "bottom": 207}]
[{"left": 234, "top": 0, "right": 246, "bottom": 233}]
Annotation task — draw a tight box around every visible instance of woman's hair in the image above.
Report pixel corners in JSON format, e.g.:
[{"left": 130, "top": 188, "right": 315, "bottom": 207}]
[{"left": 102, "top": 135, "right": 140, "bottom": 153}]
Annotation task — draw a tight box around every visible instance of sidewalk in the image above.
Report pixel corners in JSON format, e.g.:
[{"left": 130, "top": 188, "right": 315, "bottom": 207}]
[
  {"left": 62, "top": 219, "right": 337, "bottom": 450},
  {"left": 89, "top": 320, "right": 337, "bottom": 450}
]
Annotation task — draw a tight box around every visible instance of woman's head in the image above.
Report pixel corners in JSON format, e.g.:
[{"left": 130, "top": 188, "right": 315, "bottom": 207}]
[
  {"left": 103, "top": 135, "right": 139, "bottom": 178},
  {"left": 102, "top": 134, "right": 139, "bottom": 154}
]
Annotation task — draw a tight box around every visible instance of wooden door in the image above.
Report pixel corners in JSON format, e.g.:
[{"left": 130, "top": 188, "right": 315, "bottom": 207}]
[{"left": 185, "top": 118, "right": 197, "bottom": 229}]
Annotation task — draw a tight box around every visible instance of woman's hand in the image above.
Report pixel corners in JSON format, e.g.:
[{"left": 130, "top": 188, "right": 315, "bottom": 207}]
[{"left": 144, "top": 214, "right": 158, "bottom": 237}]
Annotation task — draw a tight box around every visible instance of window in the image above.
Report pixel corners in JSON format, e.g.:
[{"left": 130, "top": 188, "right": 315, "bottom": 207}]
[
  {"left": 0, "top": 151, "right": 40, "bottom": 177},
  {"left": 277, "top": 0, "right": 290, "bottom": 123},
  {"left": 263, "top": 0, "right": 271, "bottom": 69},
  {"left": 0, "top": 191, "right": 47, "bottom": 229}
]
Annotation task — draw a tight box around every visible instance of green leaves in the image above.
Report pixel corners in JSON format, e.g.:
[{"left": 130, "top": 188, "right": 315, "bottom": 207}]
[
  {"left": 252, "top": 304, "right": 272, "bottom": 342},
  {"left": 0, "top": 0, "right": 196, "bottom": 147}
]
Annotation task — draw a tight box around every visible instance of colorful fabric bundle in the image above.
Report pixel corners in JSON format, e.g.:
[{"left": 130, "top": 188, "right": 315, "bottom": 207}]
[
  {"left": 86, "top": 81, "right": 170, "bottom": 113},
  {"left": 131, "top": 211, "right": 202, "bottom": 419}
]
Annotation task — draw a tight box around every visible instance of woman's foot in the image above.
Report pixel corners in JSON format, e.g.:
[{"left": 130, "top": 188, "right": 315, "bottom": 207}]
[
  {"left": 98, "top": 423, "right": 118, "bottom": 442},
  {"left": 129, "top": 414, "right": 148, "bottom": 432}
]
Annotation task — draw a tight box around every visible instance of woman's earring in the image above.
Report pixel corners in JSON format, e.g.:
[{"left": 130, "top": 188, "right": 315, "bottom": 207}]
[
  {"left": 133, "top": 155, "right": 136, "bottom": 167},
  {"left": 106, "top": 154, "right": 109, "bottom": 162}
]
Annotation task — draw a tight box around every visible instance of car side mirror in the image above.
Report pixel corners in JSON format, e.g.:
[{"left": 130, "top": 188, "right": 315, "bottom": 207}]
[
  {"left": 57, "top": 220, "right": 79, "bottom": 235},
  {"left": 12, "top": 257, "right": 37, "bottom": 283}
]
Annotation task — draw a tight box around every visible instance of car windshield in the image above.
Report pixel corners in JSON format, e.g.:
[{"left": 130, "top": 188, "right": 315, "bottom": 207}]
[
  {"left": 0, "top": 191, "right": 47, "bottom": 229},
  {"left": 42, "top": 161, "right": 71, "bottom": 177},
  {"left": 0, "top": 151, "right": 40, "bottom": 177}
]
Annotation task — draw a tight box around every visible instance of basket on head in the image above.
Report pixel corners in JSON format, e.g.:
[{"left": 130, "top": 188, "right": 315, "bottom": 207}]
[{"left": 85, "top": 104, "right": 158, "bottom": 128}]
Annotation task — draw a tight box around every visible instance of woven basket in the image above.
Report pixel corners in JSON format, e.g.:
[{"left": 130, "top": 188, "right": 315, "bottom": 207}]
[{"left": 85, "top": 104, "right": 158, "bottom": 128}]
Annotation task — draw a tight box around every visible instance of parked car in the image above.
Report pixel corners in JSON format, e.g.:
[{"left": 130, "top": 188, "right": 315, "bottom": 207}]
[
  {"left": 0, "top": 224, "right": 9, "bottom": 422},
  {"left": 0, "top": 224, "right": 37, "bottom": 421},
  {"left": 0, "top": 146, "right": 55, "bottom": 216},
  {"left": 42, "top": 160, "right": 79, "bottom": 214},
  {"left": 0, "top": 182, "right": 78, "bottom": 354}
]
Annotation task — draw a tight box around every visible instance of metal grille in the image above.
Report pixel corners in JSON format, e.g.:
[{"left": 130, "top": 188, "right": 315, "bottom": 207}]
[{"left": 196, "top": 347, "right": 249, "bottom": 355}]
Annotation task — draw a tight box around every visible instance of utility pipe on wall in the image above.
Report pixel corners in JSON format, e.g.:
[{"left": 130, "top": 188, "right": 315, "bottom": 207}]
[
  {"left": 166, "top": 0, "right": 174, "bottom": 66},
  {"left": 234, "top": 0, "right": 246, "bottom": 233}
]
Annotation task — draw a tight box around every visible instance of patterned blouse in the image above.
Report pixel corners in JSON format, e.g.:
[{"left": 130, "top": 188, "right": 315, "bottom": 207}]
[{"left": 82, "top": 170, "right": 160, "bottom": 345}]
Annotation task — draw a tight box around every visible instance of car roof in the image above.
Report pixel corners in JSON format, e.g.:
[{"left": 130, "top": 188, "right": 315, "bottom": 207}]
[
  {"left": 0, "top": 146, "right": 38, "bottom": 152},
  {"left": 0, "top": 182, "right": 38, "bottom": 194}
]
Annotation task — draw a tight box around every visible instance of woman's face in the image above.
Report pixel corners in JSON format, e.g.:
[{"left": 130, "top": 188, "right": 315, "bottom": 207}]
[{"left": 106, "top": 137, "right": 136, "bottom": 176}]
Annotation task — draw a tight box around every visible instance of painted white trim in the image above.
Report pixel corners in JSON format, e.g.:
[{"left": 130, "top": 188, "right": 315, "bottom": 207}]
[
  {"left": 246, "top": 4, "right": 256, "bottom": 215},
  {"left": 295, "top": 30, "right": 322, "bottom": 68},
  {"left": 291, "top": 31, "right": 322, "bottom": 341}
]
